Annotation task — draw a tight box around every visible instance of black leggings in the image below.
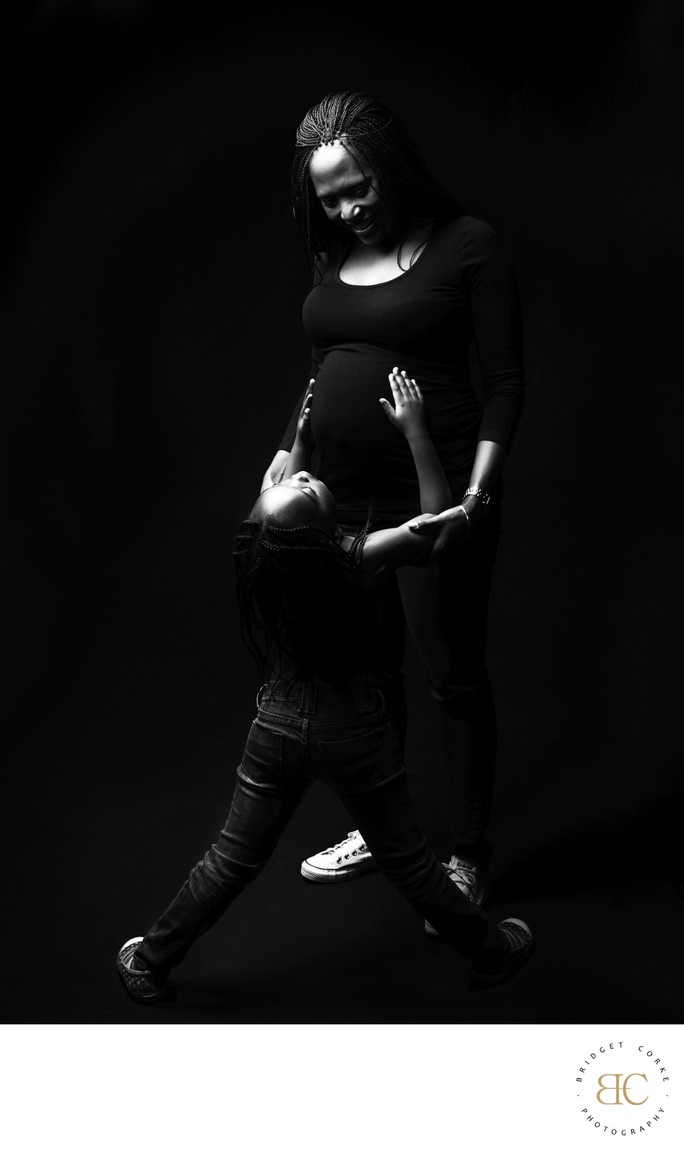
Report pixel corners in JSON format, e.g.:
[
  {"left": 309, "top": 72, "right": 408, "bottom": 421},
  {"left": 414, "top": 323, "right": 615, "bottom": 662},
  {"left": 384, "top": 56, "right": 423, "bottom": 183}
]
[{"left": 371, "top": 501, "right": 502, "bottom": 869}]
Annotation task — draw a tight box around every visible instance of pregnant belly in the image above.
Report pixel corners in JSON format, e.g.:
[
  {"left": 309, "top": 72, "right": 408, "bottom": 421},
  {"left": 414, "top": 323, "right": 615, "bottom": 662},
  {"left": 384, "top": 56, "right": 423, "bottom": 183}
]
[
  {"left": 311, "top": 349, "right": 413, "bottom": 491},
  {"left": 311, "top": 348, "right": 480, "bottom": 501}
]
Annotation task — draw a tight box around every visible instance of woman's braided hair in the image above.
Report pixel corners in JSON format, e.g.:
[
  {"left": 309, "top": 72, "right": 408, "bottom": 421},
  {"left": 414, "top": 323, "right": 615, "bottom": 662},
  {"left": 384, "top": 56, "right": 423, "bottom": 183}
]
[
  {"left": 291, "top": 90, "right": 463, "bottom": 262},
  {"left": 233, "top": 511, "right": 371, "bottom": 683}
]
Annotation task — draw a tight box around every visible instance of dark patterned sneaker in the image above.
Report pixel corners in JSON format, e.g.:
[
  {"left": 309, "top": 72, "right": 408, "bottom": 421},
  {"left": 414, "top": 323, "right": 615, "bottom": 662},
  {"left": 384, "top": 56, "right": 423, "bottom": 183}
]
[
  {"left": 116, "top": 937, "right": 167, "bottom": 1003},
  {"left": 425, "top": 855, "right": 489, "bottom": 937},
  {"left": 470, "top": 918, "right": 534, "bottom": 987},
  {"left": 300, "top": 829, "right": 378, "bottom": 882}
]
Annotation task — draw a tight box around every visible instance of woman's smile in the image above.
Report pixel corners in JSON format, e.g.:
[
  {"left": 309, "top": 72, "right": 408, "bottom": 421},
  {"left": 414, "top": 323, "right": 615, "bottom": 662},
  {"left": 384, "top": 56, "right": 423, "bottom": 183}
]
[{"left": 308, "top": 142, "right": 396, "bottom": 247}]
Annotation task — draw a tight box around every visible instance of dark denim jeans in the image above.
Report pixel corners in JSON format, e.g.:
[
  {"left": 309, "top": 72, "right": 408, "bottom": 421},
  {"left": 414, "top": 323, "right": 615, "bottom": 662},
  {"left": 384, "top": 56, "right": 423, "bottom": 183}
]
[{"left": 136, "top": 679, "right": 503, "bottom": 978}]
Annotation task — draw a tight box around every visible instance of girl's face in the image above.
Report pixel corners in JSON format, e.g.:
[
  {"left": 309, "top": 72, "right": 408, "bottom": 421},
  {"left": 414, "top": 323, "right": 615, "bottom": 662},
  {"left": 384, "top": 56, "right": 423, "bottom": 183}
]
[
  {"left": 308, "top": 141, "right": 397, "bottom": 247},
  {"left": 256, "top": 471, "right": 337, "bottom": 530}
]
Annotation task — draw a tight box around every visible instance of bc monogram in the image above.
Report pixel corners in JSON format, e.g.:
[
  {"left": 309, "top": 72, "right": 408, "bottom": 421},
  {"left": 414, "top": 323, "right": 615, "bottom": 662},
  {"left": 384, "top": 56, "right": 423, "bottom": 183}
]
[
  {"left": 576, "top": 1042, "right": 670, "bottom": 1136},
  {"left": 595, "top": 1073, "right": 648, "bottom": 1106}
]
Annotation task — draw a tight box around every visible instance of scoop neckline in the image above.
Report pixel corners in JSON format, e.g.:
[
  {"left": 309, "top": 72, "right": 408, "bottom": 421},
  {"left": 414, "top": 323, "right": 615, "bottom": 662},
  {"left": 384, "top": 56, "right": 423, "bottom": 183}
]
[{"left": 335, "top": 228, "right": 433, "bottom": 288}]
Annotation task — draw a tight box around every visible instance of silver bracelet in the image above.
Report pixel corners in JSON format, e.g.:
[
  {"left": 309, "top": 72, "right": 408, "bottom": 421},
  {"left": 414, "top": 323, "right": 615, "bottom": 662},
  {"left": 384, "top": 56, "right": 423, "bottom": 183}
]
[
  {"left": 455, "top": 504, "right": 471, "bottom": 537},
  {"left": 463, "top": 486, "right": 491, "bottom": 509}
]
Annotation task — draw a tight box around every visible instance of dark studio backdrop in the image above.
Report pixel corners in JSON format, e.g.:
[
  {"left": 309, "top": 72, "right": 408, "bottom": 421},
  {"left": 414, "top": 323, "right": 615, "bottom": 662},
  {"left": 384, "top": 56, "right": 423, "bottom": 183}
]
[{"left": 1, "top": 0, "right": 683, "bottom": 1024}]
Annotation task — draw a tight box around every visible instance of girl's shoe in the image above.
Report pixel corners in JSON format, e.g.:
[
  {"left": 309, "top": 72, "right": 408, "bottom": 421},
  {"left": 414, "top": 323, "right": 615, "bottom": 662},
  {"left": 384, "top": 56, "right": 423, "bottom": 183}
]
[
  {"left": 470, "top": 918, "right": 534, "bottom": 987},
  {"left": 300, "top": 829, "right": 378, "bottom": 881},
  {"left": 425, "top": 855, "right": 489, "bottom": 936},
  {"left": 116, "top": 937, "right": 168, "bottom": 1003}
]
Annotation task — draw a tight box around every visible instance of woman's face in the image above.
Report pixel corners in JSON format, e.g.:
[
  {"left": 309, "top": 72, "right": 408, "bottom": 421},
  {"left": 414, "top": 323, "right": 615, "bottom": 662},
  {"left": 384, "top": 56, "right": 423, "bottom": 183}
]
[
  {"left": 308, "top": 141, "right": 397, "bottom": 247},
  {"left": 256, "top": 472, "right": 337, "bottom": 530}
]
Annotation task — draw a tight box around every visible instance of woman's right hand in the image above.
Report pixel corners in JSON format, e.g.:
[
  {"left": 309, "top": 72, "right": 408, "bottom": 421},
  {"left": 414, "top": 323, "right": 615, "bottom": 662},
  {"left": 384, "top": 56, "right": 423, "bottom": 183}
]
[{"left": 408, "top": 505, "right": 471, "bottom": 556}]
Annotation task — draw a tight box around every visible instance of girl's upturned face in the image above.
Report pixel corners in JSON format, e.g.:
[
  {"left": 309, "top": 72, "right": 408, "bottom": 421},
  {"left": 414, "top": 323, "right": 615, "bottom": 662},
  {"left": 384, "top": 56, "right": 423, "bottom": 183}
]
[
  {"left": 308, "top": 141, "right": 397, "bottom": 247},
  {"left": 257, "top": 471, "right": 337, "bottom": 530}
]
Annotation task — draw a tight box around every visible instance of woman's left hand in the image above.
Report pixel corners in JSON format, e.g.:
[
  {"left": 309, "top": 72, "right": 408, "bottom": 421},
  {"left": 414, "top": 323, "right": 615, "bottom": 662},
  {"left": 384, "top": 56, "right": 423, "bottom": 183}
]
[{"left": 408, "top": 506, "right": 470, "bottom": 557}]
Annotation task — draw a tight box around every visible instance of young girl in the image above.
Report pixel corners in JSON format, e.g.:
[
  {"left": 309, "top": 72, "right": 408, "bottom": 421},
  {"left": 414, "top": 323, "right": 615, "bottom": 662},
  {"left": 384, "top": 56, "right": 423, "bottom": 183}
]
[{"left": 116, "top": 370, "right": 532, "bottom": 1002}]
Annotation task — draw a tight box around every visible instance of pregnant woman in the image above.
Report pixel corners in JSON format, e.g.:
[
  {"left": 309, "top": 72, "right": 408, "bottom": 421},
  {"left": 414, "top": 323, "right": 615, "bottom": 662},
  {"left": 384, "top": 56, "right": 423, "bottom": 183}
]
[{"left": 262, "top": 91, "right": 525, "bottom": 916}]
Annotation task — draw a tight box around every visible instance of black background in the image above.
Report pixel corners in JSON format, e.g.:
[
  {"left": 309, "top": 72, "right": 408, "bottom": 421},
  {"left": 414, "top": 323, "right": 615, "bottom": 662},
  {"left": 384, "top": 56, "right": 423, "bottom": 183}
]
[{"left": 1, "top": 0, "right": 683, "bottom": 1024}]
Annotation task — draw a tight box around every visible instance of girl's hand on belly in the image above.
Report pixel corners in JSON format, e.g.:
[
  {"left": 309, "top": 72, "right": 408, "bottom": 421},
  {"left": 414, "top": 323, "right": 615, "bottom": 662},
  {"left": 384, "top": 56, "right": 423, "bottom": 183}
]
[
  {"left": 378, "top": 368, "right": 428, "bottom": 442},
  {"left": 295, "top": 379, "right": 316, "bottom": 446}
]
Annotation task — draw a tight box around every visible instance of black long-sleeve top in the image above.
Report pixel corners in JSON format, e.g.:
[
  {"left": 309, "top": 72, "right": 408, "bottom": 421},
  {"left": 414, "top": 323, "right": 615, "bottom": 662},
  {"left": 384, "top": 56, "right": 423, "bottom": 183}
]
[{"left": 278, "top": 214, "right": 524, "bottom": 529}]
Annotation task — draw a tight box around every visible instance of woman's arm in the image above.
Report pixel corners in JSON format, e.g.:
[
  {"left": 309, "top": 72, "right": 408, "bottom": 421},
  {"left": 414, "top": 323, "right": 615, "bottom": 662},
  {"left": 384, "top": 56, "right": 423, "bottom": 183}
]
[
  {"left": 410, "top": 222, "right": 524, "bottom": 555},
  {"left": 461, "top": 437, "right": 506, "bottom": 525},
  {"left": 466, "top": 219, "right": 525, "bottom": 454},
  {"left": 409, "top": 439, "right": 506, "bottom": 554}
]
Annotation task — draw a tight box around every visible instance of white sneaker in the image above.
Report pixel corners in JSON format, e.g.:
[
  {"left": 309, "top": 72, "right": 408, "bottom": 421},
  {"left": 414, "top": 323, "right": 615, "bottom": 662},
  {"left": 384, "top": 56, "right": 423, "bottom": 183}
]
[
  {"left": 425, "top": 855, "right": 489, "bottom": 937},
  {"left": 300, "top": 829, "right": 378, "bottom": 882}
]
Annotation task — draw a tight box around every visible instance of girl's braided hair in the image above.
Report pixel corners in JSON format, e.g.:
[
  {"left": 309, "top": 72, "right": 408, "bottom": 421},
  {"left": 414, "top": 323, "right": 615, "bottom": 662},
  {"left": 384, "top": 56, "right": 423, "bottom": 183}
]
[
  {"left": 233, "top": 512, "right": 372, "bottom": 683},
  {"left": 291, "top": 90, "right": 464, "bottom": 263}
]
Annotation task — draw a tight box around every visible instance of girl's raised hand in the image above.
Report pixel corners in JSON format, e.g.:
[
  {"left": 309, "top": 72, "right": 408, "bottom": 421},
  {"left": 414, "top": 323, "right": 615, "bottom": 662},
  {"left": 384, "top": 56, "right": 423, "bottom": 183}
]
[
  {"left": 295, "top": 379, "right": 315, "bottom": 442},
  {"left": 379, "top": 368, "right": 427, "bottom": 439}
]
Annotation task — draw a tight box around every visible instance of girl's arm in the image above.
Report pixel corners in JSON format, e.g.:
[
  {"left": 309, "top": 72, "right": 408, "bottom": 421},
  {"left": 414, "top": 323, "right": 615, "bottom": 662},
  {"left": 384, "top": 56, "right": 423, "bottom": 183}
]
[
  {"left": 261, "top": 449, "right": 290, "bottom": 492},
  {"left": 379, "top": 370, "right": 451, "bottom": 514},
  {"left": 278, "top": 381, "right": 315, "bottom": 481},
  {"left": 261, "top": 325, "right": 324, "bottom": 493},
  {"left": 259, "top": 379, "right": 315, "bottom": 491},
  {"left": 360, "top": 370, "right": 452, "bottom": 572}
]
